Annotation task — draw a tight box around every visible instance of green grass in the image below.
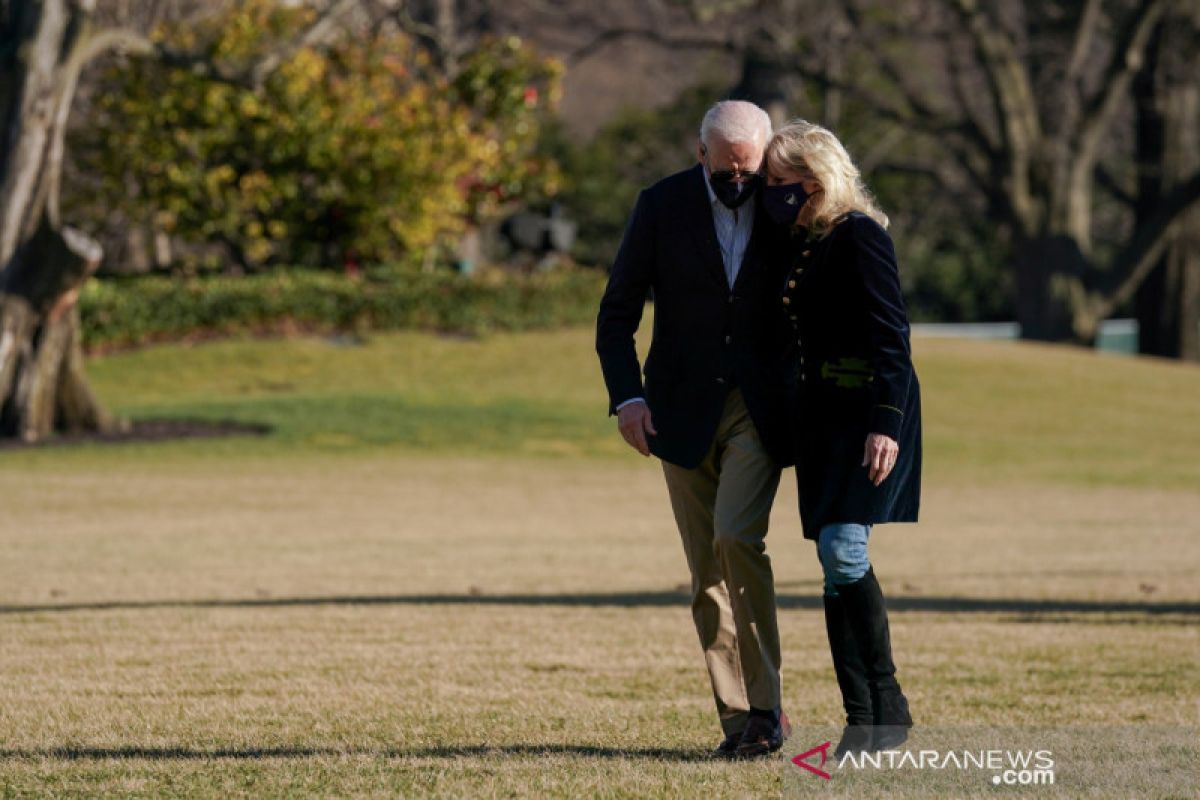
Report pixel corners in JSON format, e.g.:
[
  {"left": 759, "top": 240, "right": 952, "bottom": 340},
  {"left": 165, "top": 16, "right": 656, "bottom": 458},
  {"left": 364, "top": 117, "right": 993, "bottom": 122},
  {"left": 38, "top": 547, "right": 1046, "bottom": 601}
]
[
  {"left": 60, "top": 324, "right": 1200, "bottom": 490},
  {"left": 1, "top": 325, "right": 1198, "bottom": 798},
  {"left": 74, "top": 329, "right": 621, "bottom": 460}
]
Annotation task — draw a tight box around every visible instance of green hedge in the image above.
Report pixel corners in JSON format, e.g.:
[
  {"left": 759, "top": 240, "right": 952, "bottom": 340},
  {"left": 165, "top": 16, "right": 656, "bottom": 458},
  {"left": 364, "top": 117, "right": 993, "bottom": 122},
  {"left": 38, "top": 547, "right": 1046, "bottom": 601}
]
[{"left": 79, "top": 267, "right": 608, "bottom": 349}]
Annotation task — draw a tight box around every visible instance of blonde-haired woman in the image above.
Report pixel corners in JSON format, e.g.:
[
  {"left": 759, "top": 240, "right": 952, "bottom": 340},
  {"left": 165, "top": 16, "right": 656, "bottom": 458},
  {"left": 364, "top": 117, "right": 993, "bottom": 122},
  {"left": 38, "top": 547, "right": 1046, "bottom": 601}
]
[{"left": 763, "top": 119, "right": 921, "bottom": 756}]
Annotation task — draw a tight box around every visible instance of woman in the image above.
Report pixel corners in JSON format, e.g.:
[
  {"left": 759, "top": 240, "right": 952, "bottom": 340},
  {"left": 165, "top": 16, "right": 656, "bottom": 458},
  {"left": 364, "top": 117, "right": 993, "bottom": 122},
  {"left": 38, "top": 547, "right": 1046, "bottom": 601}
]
[{"left": 762, "top": 120, "right": 921, "bottom": 756}]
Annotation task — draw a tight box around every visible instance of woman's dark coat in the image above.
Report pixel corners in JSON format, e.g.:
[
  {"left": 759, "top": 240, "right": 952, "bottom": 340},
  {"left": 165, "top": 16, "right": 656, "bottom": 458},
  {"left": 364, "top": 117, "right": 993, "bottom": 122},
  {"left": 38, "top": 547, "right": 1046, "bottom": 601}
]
[{"left": 778, "top": 211, "right": 922, "bottom": 539}]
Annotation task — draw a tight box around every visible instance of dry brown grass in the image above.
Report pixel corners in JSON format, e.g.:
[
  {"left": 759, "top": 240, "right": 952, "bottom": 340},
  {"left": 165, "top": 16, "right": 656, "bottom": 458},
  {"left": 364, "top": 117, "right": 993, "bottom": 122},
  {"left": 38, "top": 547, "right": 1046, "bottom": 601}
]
[{"left": 1, "top": 455, "right": 1197, "bottom": 797}]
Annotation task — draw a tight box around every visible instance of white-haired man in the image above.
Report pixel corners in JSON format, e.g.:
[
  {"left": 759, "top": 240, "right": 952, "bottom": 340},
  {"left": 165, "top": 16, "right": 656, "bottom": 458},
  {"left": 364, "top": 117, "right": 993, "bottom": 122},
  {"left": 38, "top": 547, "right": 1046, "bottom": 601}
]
[{"left": 596, "top": 100, "right": 792, "bottom": 758}]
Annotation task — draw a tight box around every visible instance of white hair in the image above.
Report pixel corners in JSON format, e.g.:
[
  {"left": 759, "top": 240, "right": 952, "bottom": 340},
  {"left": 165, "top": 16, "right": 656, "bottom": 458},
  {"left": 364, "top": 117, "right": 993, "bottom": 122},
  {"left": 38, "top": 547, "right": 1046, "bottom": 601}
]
[{"left": 699, "top": 100, "right": 772, "bottom": 149}]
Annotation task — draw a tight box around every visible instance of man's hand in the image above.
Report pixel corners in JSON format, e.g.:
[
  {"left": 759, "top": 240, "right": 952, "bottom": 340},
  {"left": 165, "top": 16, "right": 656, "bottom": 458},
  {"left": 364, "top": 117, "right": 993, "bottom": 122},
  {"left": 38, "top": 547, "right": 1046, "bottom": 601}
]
[
  {"left": 862, "top": 432, "right": 899, "bottom": 486},
  {"left": 617, "top": 401, "right": 658, "bottom": 457}
]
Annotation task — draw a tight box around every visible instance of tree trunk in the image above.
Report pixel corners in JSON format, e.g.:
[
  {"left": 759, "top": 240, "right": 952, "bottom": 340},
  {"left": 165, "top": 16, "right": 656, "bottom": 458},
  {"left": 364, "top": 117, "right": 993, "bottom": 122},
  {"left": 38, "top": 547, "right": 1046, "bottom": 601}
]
[
  {"left": 732, "top": 43, "right": 791, "bottom": 127},
  {"left": 1014, "top": 234, "right": 1087, "bottom": 342},
  {"left": 1135, "top": 3, "right": 1200, "bottom": 361},
  {"left": 0, "top": 0, "right": 118, "bottom": 441}
]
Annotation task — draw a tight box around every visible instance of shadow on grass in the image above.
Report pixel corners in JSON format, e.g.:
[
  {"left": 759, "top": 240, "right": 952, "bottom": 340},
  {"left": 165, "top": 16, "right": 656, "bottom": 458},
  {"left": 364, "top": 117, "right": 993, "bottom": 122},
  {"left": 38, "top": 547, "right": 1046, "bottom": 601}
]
[
  {"left": 2, "top": 592, "right": 1198, "bottom": 618},
  {"left": 0, "top": 744, "right": 716, "bottom": 762}
]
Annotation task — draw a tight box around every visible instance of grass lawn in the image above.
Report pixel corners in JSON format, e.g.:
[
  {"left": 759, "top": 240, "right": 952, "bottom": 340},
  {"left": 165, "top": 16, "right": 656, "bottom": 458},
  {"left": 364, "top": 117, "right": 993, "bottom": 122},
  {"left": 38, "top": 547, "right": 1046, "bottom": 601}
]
[{"left": 1, "top": 325, "right": 1197, "bottom": 798}]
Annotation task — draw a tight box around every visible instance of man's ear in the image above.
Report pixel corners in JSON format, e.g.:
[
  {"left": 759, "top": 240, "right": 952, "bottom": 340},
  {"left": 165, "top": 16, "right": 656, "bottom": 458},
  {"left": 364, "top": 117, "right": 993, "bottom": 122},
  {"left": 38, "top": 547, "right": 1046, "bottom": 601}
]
[{"left": 696, "top": 140, "right": 706, "bottom": 164}]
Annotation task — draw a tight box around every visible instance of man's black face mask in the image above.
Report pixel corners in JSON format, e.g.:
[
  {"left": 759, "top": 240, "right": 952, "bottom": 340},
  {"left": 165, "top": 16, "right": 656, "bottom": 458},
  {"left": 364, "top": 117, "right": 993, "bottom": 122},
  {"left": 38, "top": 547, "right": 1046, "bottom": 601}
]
[{"left": 702, "top": 147, "right": 762, "bottom": 209}]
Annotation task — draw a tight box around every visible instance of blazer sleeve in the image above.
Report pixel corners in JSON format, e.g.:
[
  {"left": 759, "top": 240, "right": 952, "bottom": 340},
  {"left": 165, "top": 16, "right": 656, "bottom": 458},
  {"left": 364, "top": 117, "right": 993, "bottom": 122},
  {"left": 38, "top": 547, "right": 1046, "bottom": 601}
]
[
  {"left": 596, "top": 189, "right": 656, "bottom": 415},
  {"left": 849, "top": 216, "right": 913, "bottom": 439}
]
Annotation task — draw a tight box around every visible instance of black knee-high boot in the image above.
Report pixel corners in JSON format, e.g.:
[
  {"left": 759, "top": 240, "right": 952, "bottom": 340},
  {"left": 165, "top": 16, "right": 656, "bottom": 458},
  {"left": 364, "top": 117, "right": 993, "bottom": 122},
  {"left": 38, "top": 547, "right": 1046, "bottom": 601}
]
[
  {"left": 823, "top": 594, "right": 873, "bottom": 757},
  {"left": 836, "top": 567, "right": 912, "bottom": 750}
]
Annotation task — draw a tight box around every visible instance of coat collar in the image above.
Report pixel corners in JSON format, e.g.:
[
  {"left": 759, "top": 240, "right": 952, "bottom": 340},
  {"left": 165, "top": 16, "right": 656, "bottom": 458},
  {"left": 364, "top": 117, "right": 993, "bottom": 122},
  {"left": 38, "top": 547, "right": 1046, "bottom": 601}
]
[{"left": 685, "top": 164, "right": 728, "bottom": 288}]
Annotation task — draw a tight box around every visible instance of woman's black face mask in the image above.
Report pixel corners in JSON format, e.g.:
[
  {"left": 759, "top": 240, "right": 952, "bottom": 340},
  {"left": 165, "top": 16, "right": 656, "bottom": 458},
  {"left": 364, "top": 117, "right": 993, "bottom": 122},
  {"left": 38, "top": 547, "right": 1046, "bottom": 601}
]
[{"left": 762, "top": 182, "right": 814, "bottom": 226}]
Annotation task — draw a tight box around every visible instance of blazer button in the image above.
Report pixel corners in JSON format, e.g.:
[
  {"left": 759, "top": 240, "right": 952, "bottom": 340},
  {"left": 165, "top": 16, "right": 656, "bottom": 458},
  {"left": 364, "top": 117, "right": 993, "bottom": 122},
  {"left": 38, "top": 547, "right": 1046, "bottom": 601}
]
[
  {"left": 802, "top": 250, "right": 811, "bottom": 257},
  {"left": 788, "top": 280, "right": 796, "bottom": 288},
  {"left": 716, "top": 377, "right": 727, "bottom": 384},
  {"left": 725, "top": 335, "right": 732, "bottom": 344},
  {"left": 782, "top": 296, "right": 791, "bottom": 305}
]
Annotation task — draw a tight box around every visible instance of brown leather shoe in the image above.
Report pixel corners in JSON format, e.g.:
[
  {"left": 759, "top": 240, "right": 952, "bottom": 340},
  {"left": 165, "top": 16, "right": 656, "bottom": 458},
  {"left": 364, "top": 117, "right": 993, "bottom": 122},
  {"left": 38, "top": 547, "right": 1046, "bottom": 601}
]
[
  {"left": 713, "top": 729, "right": 744, "bottom": 758},
  {"left": 735, "top": 710, "right": 791, "bottom": 758}
]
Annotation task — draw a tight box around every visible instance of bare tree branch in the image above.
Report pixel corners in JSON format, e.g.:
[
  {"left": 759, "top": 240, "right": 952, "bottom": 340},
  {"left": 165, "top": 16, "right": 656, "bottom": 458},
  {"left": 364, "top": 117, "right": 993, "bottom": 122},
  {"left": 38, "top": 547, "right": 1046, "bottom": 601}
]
[
  {"left": 1090, "top": 170, "right": 1200, "bottom": 318},
  {"left": 841, "top": 6, "right": 940, "bottom": 118},
  {"left": 79, "top": 0, "right": 361, "bottom": 90},
  {"left": 388, "top": 4, "right": 439, "bottom": 49},
  {"left": 1095, "top": 165, "right": 1138, "bottom": 208},
  {"left": 1072, "top": 0, "right": 1169, "bottom": 170},
  {"left": 855, "top": 126, "right": 906, "bottom": 175},
  {"left": 945, "top": 0, "right": 1040, "bottom": 149},
  {"left": 566, "top": 27, "right": 736, "bottom": 66},
  {"left": 77, "top": 26, "right": 247, "bottom": 84},
  {"left": 1063, "top": 0, "right": 1103, "bottom": 89},
  {"left": 842, "top": 0, "right": 1002, "bottom": 167},
  {"left": 944, "top": 24, "right": 1000, "bottom": 154},
  {"left": 77, "top": 25, "right": 152, "bottom": 63},
  {"left": 247, "top": 0, "right": 359, "bottom": 88},
  {"left": 944, "top": 0, "right": 1042, "bottom": 231}
]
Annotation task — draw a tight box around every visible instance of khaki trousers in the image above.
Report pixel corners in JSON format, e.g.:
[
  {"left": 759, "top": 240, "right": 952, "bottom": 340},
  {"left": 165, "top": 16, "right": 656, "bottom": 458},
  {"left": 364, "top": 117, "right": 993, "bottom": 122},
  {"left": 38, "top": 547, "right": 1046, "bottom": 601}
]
[{"left": 661, "top": 388, "right": 782, "bottom": 735}]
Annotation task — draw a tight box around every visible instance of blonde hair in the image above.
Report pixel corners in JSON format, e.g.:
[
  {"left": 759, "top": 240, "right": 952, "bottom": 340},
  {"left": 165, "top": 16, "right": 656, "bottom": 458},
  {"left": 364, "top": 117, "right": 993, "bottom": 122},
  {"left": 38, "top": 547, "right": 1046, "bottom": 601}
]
[{"left": 765, "top": 119, "right": 888, "bottom": 236}]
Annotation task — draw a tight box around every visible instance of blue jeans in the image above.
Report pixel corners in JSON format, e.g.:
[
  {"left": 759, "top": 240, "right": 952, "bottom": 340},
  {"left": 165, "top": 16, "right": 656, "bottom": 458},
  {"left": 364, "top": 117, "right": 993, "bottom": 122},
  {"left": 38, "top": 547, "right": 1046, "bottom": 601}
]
[{"left": 817, "top": 523, "right": 872, "bottom": 597}]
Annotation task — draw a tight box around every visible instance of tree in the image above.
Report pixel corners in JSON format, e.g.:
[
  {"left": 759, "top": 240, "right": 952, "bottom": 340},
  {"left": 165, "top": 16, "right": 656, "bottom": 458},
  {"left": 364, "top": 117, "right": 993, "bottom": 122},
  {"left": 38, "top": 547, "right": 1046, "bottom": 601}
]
[
  {"left": 791, "top": 0, "right": 1200, "bottom": 343},
  {"left": 0, "top": 0, "right": 567, "bottom": 440},
  {"left": 559, "top": 0, "right": 1014, "bottom": 320},
  {"left": 563, "top": 0, "right": 1200, "bottom": 348},
  {"left": 0, "top": 0, "right": 359, "bottom": 441},
  {"left": 1134, "top": 0, "right": 1199, "bottom": 360},
  {"left": 69, "top": 1, "right": 561, "bottom": 274}
]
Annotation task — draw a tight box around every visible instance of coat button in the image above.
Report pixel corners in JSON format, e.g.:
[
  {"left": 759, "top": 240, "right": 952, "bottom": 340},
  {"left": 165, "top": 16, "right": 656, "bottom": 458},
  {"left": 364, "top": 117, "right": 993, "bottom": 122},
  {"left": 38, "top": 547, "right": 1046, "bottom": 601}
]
[
  {"left": 782, "top": 296, "right": 791, "bottom": 305},
  {"left": 716, "top": 377, "right": 727, "bottom": 384},
  {"left": 788, "top": 280, "right": 796, "bottom": 288},
  {"left": 725, "top": 335, "right": 732, "bottom": 344},
  {"left": 802, "top": 250, "right": 811, "bottom": 257}
]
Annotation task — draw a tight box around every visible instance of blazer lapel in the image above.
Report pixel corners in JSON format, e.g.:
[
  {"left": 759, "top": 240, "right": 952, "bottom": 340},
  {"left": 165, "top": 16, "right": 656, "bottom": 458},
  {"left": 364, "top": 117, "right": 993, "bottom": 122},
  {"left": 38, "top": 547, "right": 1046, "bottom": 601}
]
[{"left": 683, "top": 164, "right": 729, "bottom": 288}]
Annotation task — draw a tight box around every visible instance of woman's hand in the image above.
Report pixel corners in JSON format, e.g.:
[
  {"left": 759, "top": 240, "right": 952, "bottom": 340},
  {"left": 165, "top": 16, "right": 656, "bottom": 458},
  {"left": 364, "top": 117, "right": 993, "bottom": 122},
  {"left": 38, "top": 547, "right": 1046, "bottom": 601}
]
[{"left": 863, "top": 433, "right": 899, "bottom": 486}]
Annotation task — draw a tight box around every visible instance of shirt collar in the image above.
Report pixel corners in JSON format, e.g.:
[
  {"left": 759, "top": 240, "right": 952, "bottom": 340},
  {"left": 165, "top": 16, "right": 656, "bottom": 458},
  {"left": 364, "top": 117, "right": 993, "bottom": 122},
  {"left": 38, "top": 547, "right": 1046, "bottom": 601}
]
[{"left": 703, "top": 169, "right": 720, "bottom": 206}]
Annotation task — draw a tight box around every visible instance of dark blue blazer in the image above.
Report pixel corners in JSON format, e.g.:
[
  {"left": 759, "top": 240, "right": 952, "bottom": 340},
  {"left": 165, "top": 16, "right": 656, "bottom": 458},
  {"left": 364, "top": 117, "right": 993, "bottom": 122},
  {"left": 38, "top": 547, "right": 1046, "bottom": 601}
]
[
  {"left": 779, "top": 212, "right": 922, "bottom": 538},
  {"left": 596, "top": 164, "right": 792, "bottom": 469}
]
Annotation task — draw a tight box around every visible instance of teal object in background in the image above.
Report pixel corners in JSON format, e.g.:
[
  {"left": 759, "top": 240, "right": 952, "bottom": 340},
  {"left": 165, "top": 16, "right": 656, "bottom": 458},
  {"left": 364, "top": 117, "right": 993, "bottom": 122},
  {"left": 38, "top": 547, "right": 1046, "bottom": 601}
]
[
  {"left": 912, "top": 319, "right": 1140, "bottom": 354},
  {"left": 1094, "top": 320, "right": 1138, "bottom": 354}
]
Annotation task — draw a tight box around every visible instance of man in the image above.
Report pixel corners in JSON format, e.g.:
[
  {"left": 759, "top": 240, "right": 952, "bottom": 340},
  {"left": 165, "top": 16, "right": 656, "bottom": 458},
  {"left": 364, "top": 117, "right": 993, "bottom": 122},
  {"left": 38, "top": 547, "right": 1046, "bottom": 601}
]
[{"left": 595, "top": 100, "right": 792, "bottom": 758}]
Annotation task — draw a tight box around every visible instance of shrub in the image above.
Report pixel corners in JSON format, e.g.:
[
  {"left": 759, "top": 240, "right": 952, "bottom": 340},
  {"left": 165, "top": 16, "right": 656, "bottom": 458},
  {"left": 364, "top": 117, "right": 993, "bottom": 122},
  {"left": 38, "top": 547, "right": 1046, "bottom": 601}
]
[
  {"left": 72, "top": 1, "right": 562, "bottom": 271},
  {"left": 79, "top": 267, "right": 607, "bottom": 349}
]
